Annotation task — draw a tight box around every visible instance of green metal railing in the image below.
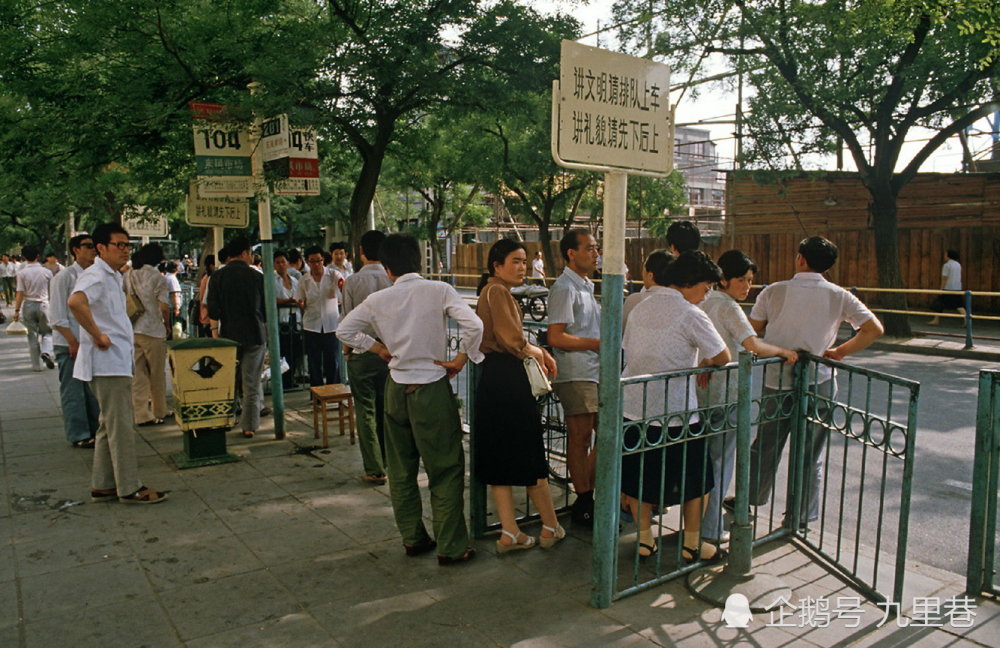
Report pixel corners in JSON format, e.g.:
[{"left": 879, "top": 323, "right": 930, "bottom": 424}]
[
  {"left": 967, "top": 369, "right": 1000, "bottom": 598},
  {"left": 591, "top": 353, "right": 919, "bottom": 607}
]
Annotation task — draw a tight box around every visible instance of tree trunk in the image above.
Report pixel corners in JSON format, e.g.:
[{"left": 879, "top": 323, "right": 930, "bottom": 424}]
[
  {"left": 867, "top": 181, "right": 912, "bottom": 338},
  {"left": 347, "top": 150, "right": 385, "bottom": 263}
]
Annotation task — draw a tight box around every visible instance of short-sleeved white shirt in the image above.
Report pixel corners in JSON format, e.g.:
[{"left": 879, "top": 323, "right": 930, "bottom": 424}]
[
  {"left": 15, "top": 262, "right": 52, "bottom": 302},
  {"left": 531, "top": 258, "right": 545, "bottom": 279},
  {"left": 49, "top": 262, "right": 83, "bottom": 347},
  {"left": 622, "top": 287, "right": 649, "bottom": 331},
  {"left": 547, "top": 267, "right": 601, "bottom": 383},
  {"left": 622, "top": 286, "right": 727, "bottom": 423},
  {"left": 942, "top": 259, "right": 962, "bottom": 291},
  {"left": 698, "top": 289, "right": 757, "bottom": 406},
  {"left": 294, "top": 268, "right": 341, "bottom": 333},
  {"left": 750, "top": 272, "right": 875, "bottom": 388},
  {"left": 273, "top": 272, "right": 298, "bottom": 324},
  {"left": 72, "top": 256, "right": 134, "bottom": 381}
]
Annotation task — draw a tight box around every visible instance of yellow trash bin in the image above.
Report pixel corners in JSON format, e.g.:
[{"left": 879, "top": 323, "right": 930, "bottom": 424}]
[{"left": 167, "top": 337, "right": 241, "bottom": 468}]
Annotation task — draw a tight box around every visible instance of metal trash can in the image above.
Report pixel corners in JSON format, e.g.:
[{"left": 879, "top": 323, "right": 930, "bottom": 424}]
[{"left": 166, "top": 337, "right": 241, "bottom": 469}]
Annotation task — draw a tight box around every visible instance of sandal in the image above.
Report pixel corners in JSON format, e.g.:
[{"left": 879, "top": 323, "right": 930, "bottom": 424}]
[
  {"left": 90, "top": 488, "right": 117, "bottom": 502},
  {"left": 137, "top": 419, "right": 163, "bottom": 427},
  {"left": 437, "top": 547, "right": 476, "bottom": 566},
  {"left": 638, "top": 530, "right": 658, "bottom": 558},
  {"left": 539, "top": 524, "right": 566, "bottom": 549},
  {"left": 119, "top": 487, "right": 169, "bottom": 505},
  {"left": 241, "top": 430, "right": 255, "bottom": 438},
  {"left": 682, "top": 543, "right": 729, "bottom": 565},
  {"left": 404, "top": 539, "right": 437, "bottom": 557},
  {"left": 361, "top": 473, "right": 387, "bottom": 485},
  {"left": 73, "top": 438, "right": 96, "bottom": 449},
  {"left": 496, "top": 529, "right": 535, "bottom": 554}
]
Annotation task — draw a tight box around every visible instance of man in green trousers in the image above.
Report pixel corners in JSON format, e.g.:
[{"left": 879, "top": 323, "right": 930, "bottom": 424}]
[
  {"left": 341, "top": 230, "right": 392, "bottom": 485},
  {"left": 337, "top": 233, "right": 484, "bottom": 566}
]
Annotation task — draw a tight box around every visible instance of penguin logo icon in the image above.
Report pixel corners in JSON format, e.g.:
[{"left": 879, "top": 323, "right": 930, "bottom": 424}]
[{"left": 722, "top": 593, "right": 753, "bottom": 628}]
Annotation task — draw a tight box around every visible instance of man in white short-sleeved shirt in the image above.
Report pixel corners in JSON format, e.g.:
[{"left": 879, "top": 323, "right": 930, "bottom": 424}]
[
  {"left": 296, "top": 245, "right": 343, "bottom": 386},
  {"left": 747, "top": 236, "right": 882, "bottom": 524},
  {"left": 929, "top": 249, "right": 963, "bottom": 325},
  {"left": 68, "top": 223, "right": 167, "bottom": 505},
  {"left": 12, "top": 245, "right": 55, "bottom": 371},
  {"left": 546, "top": 228, "right": 601, "bottom": 526}
]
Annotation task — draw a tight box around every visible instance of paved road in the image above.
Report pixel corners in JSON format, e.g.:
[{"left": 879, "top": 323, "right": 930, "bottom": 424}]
[{"left": 845, "top": 348, "right": 994, "bottom": 576}]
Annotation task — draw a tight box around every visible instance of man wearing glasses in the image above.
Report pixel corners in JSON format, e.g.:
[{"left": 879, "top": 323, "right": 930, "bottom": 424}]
[
  {"left": 49, "top": 233, "right": 101, "bottom": 448},
  {"left": 68, "top": 223, "right": 168, "bottom": 504}
]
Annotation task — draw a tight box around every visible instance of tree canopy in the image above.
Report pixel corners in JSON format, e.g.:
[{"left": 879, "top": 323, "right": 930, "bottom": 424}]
[{"left": 613, "top": 0, "right": 999, "bottom": 334}]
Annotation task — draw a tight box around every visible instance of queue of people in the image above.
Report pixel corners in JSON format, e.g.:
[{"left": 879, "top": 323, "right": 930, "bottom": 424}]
[{"left": 7, "top": 219, "right": 885, "bottom": 567}]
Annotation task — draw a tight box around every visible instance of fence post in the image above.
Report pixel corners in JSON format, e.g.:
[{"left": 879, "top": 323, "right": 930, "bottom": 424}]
[
  {"left": 967, "top": 370, "right": 999, "bottom": 595},
  {"left": 964, "top": 290, "right": 973, "bottom": 350},
  {"left": 687, "top": 352, "right": 793, "bottom": 610}
]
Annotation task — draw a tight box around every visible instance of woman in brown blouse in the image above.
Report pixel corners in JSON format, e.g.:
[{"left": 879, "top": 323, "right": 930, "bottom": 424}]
[{"left": 475, "top": 239, "right": 564, "bottom": 553}]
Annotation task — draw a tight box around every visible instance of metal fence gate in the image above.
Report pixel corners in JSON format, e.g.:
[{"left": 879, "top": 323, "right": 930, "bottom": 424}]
[
  {"left": 967, "top": 369, "right": 1000, "bottom": 598},
  {"left": 592, "top": 353, "right": 920, "bottom": 607}
]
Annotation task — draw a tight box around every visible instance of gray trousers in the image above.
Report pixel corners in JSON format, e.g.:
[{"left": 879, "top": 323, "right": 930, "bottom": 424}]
[
  {"left": 21, "top": 301, "right": 53, "bottom": 370},
  {"left": 54, "top": 346, "right": 100, "bottom": 443},
  {"left": 702, "top": 407, "right": 737, "bottom": 539},
  {"left": 89, "top": 375, "right": 141, "bottom": 496},
  {"left": 748, "top": 380, "right": 835, "bottom": 524},
  {"left": 237, "top": 344, "right": 266, "bottom": 432}
]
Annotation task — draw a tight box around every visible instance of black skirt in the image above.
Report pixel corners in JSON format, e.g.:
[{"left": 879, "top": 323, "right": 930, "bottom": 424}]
[
  {"left": 621, "top": 421, "right": 714, "bottom": 507},
  {"left": 474, "top": 353, "right": 550, "bottom": 486}
]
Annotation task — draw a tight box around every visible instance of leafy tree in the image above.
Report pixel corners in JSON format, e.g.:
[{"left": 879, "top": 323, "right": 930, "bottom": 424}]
[{"left": 613, "top": 0, "right": 1000, "bottom": 335}]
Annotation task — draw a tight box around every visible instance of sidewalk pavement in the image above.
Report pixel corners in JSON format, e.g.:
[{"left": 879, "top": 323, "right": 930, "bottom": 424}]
[{"left": 1, "top": 307, "right": 998, "bottom": 647}]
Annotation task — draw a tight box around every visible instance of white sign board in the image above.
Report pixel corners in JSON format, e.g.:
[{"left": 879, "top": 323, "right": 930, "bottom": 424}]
[
  {"left": 122, "top": 206, "right": 168, "bottom": 238},
  {"left": 260, "top": 114, "right": 290, "bottom": 163},
  {"left": 555, "top": 40, "right": 673, "bottom": 174},
  {"left": 190, "top": 102, "right": 254, "bottom": 198},
  {"left": 185, "top": 186, "right": 250, "bottom": 228}
]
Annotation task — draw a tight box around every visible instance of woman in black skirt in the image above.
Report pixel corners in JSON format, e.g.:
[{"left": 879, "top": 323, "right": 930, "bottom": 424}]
[
  {"left": 475, "top": 239, "right": 564, "bottom": 553},
  {"left": 621, "top": 251, "right": 732, "bottom": 563}
]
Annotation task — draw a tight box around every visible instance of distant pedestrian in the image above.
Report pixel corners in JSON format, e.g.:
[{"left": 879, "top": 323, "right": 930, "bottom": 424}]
[
  {"left": 161, "top": 261, "right": 182, "bottom": 325},
  {"left": 337, "top": 233, "right": 483, "bottom": 566},
  {"left": 928, "top": 249, "right": 964, "bottom": 326},
  {"left": 43, "top": 251, "right": 65, "bottom": 276},
  {"left": 0, "top": 254, "right": 16, "bottom": 305},
  {"left": 127, "top": 244, "right": 172, "bottom": 426},
  {"left": 49, "top": 233, "right": 101, "bottom": 448},
  {"left": 531, "top": 251, "right": 545, "bottom": 285},
  {"left": 68, "top": 222, "right": 168, "bottom": 504},
  {"left": 197, "top": 254, "right": 215, "bottom": 337},
  {"left": 12, "top": 245, "right": 56, "bottom": 371},
  {"left": 286, "top": 248, "right": 303, "bottom": 280},
  {"left": 296, "top": 245, "right": 343, "bottom": 387},
  {"left": 207, "top": 236, "right": 267, "bottom": 438},
  {"left": 342, "top": 231, "right": 392, "bottom": 485},
  {"left": 272, "top": 249, "right": 301, "bottom": 388}
]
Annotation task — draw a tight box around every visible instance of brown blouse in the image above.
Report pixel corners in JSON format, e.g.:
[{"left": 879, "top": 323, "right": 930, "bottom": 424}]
[{"left": 477, "top": 277, "right": 529, "bottom": 358}]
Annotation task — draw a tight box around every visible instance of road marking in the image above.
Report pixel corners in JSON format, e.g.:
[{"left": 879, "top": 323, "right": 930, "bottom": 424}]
[{"left": 944, "top": 479, "right": 973, "bottom": 492}]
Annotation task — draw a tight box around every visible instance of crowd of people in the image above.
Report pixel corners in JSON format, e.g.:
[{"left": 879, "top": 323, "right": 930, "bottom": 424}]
[{"left": 5, "top": 220, "right": 888, "bottom": 567}]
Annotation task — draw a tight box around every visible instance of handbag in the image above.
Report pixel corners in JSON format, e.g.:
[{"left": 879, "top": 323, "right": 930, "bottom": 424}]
[
  {"left": 523, "top": 356, "right": 552, "bottom": 398},
  {"left": 124, "top": 273, "right": 145, "bottom": 324}
]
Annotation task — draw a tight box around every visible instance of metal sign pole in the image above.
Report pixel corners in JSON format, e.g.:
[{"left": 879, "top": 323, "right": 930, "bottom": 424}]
[{"left": 591, "top": 171, "right": 627, "bottom": 609}]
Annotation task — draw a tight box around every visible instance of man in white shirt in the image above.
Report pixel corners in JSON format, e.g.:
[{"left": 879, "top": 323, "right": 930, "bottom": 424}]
[
  {"left": 328, "top": 241, "right": 354, "bottom": 279},
  {"left": 162, "top": 261, "right": 182, "bottom": 323},
  {"left": 12, "top": 245, "right": 56, "bottom": 371},
  {"left": 49, "top": 234, "right": 101, "bottom": 447},
  {"left": 0, "top": 254, "right": 16, "bottom": 305},
  {"left": 928, "top": 249, "right": 964, "bottom": 326},
  {"left": 747, "top": 236, "right": 883, "bottom": 526},
  {"left": 342, "top": 230, "right": 393, "bottom": 485},
  {"left": 337, "top": 233, "right": 483, "bottom": 566},
  {"left": 43, "top": 251, "right": 65, "bottom": 277},
  {"left": 68, "top": 223, "right": 168, "bottom": 504},
  {"left": 296, "top": 245, "right": 343, "bottom": 386},
  {"left": 530, "top": 251, "right": 545, "bottom": 285},
  {"left": 546, "top": 229, "right": 601, "bottom": 526}
]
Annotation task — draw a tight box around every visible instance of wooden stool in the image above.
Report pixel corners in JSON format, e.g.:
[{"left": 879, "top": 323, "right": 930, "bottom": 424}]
[{"left": 310, "top": 384, "right": 356, "bottom": 447}]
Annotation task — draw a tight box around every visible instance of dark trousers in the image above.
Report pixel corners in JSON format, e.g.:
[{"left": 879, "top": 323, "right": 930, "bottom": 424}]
[{"left": 304, "top": 330, "right": 340, "bottom": 386}]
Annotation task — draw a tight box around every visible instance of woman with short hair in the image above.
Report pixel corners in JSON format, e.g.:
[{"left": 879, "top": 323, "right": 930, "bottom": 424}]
[
  {"left": 475, "top": 239, "right": 564, "bottom": 553},
  {"left": 621, "top": 250, "right": 731, "bottom": 562}
]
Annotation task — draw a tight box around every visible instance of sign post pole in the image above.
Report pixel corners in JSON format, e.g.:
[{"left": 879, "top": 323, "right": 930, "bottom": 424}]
[
  {"left": 249, "top": 84, "right": 285, "bottom": 439},
  {"left": 591, "top": 171, "right": 627, "bottom": 609}
]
